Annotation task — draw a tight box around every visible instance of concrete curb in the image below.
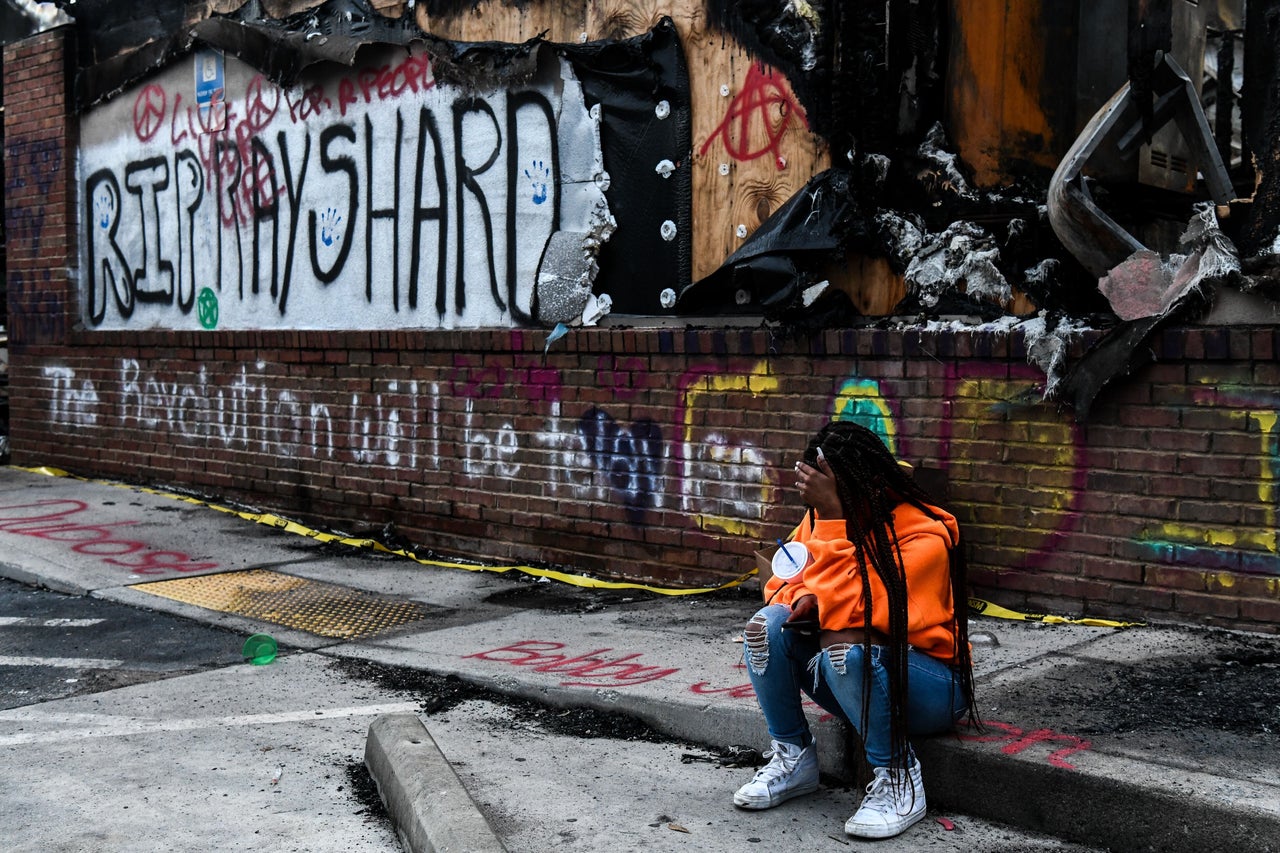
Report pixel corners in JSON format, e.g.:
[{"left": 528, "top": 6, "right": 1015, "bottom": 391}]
[
  {"left": 364, "top": 713, "right": 508, "bottom": 853},
  {"left": 918, "top": 738, "right": 1280, "bottom": 853},
  {"left": 419, "top": 667, "right": 1280, "bottom": 853}
]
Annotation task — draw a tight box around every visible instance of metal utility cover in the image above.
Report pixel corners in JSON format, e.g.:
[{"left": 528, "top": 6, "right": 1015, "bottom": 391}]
[{"left": 134, "top": 569, "right": 436, "bottom": 639}]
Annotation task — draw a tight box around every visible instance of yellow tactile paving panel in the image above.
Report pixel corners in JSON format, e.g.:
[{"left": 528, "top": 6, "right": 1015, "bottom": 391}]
[{"left": 134, "top": 569, "right": 435, "bottom": 639}]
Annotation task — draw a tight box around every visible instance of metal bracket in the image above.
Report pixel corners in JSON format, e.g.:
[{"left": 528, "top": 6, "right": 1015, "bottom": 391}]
[{"left": 1048, "top": 54, "right": 1234, "bottom": 278}]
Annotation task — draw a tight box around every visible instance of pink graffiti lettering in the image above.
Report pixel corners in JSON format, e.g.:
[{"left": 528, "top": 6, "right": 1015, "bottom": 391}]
[
  {"left": 135, "top": 78, "right": 287, "bottom": 231},
  {"left": 957, "top": 719, "right": 1092, "bottom": 769},
  {"left": 332, "top": 54, "right": 436, "bottom": 117},
  {"left": 689, "top": 681, "right": 757, "bottom": 699},
  {"left": 169, "top": 92, "right": 190, "bottom": 146},
  {"left": 464, "top": 640, "right": 680, "bottom": 687},
  {"left": 337, "top": 78, "right": 360, "bottom": 116},
  {"left": 0, "top": 499, "right": 220, "bottom": 575},
  {"left": 133, "top": 84, "right": 167, "bottom": 143},
  {"left": 242, "top": 76, "right": 281, "bottom": 132},
  {"left": 355, "top": 54, "right": 435, "bottom": 113},
  {"left": 450, "top": 355, "right": 563, "bottom": 403}
]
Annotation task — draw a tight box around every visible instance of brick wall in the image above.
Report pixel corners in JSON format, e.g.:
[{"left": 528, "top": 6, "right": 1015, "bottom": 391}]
[
  {"left": 4, "top": 27, "right": 76, "bottom": 352},
  {"left": 5, "top": 30, "right": 1280, "bottom": 633},
  {"left": 6, "top": 324, "right": 1280, "bottom": 633}
]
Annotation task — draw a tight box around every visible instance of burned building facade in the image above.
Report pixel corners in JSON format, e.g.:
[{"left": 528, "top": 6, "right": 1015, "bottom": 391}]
[{"left": 3, "top": 0, "right": 1280, "bottom": 631}]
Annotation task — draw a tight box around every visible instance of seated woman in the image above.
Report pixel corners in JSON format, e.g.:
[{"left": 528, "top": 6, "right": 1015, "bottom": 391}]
[{"left": 733, "top": 420, "right": 978, "bottom": 840}]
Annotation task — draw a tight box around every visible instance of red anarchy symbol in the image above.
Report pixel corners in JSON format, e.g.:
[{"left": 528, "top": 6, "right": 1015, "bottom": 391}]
[
  {"left": 243, "top": 76, "right": 280, "bottom": 132},
  {"left": 133, "top": 84, "right": 167, "bottom": 142},
  {"left": 699, "top": 62, "right": 807, "bottom": 169}
]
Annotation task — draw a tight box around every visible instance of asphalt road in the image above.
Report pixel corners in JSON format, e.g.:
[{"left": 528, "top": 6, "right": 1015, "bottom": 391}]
[
  {"left": 0, "top": 578, "right": 404, "bottom": 852},
  {"left": 0, "top": 577, "right": 243, "bottom": 708}
]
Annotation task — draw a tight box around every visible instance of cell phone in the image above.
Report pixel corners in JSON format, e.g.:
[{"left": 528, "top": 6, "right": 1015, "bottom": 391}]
[
  {"left": 781, "top": 619, "right": 818, "bottom": 632},
  {"left": 803, "top": 445, "right": 827, "bottom": 468}
]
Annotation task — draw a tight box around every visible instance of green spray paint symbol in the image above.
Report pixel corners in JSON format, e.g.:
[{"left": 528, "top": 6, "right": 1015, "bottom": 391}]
[{"left": 196, "top": 287, "right": 219, "bottom": 329}]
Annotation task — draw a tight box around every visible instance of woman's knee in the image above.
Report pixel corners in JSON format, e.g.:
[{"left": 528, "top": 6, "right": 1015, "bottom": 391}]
[
  {"left": 819, "top": 642, "right": 874, "bottom": 678},
  {"left": 743, "top": 605, "right": 790, "bottom": 675}
]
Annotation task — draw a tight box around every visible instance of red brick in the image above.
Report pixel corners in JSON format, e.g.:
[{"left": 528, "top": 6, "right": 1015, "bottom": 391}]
[
  {"left": 1146, "top": 565, "right": 1211, "bottom": 591},
  {"left": 1253, "top": 329, "right": 1276, "bottom": 361},
  {"left": 1241, "top": 599, "right": 1280, "bottom": 625},
  {"left": 1174, "top": 591, "right": 1241, "bottom": 619},
  {"left": 1081, "top": 558, "right": 1144, "bottom": 584},
  {"left": 1109, "top": 584, "right": 1175, "bottom": 612}
]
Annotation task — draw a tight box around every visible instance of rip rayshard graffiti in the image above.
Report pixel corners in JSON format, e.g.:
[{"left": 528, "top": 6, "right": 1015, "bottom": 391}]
[{"left": 79, "top": 45, "right": 614, "bottom": 330}]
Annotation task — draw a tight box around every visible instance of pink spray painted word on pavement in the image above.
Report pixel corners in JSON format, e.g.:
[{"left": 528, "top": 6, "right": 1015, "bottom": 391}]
[
  {"left": 466, "top": 640, "right": 1094, "bottom": 769},
  {"left": 467, "top": 641, "right": 891, "bottom": 708},
  {"left": 464, "top": 640, "right": 683, "bottom": 688},
  {"left": 0, "top": 498, "right": 220, "bottom": 575},
  {"left": 957, "top": 719, "right": 1092, "bottom": 770}
]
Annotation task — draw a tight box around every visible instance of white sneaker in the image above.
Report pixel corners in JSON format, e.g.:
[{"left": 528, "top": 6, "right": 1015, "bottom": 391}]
[
  {"left": 844, "top": 758, "right": 927, "bottom": 839},
  {"left": 733, "top": 740, "right": 820, "bottom": 809}
]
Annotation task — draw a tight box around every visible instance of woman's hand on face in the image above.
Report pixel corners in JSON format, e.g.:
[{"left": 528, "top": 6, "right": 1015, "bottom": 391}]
[{"left": 795, "top": 452, "right": 842, "bottom": 519}]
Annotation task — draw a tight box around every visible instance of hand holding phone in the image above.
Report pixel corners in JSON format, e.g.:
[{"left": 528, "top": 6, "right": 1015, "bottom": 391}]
[{"left": 784, "top": 594, "right": 819, "bottom": 634}]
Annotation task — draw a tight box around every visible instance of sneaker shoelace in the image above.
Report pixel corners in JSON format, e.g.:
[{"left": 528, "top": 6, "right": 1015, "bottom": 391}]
[
  {"left": 752, "top": 746, "right": 800, "bottom": 784},
  {"left": 860, "top": 770, "right": 902, "bottom": 813}
]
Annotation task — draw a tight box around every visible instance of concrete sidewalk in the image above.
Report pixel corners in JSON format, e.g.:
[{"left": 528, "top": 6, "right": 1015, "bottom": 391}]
[{"left": 1, "top": 465, "right": 1278, "bottom": 852}]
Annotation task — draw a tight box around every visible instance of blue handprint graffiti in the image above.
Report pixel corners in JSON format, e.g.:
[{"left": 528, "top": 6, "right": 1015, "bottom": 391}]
[
  {"left": 319, "top": 207, "right": 343, "bottom": 247},
  {"left": 93, "top": 187, "right": 116, "bottom": 230},
  {"left": 524, "top": 160, "right": 551, "bottom": 205}
]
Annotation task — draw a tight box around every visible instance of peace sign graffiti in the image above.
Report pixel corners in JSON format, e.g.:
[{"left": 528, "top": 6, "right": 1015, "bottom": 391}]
[
  {"left": 243, "top": 75, "right": 280, "bottom": 132},
  {"left": 133, "top": 84, "right": 167, "bottom": 142}
]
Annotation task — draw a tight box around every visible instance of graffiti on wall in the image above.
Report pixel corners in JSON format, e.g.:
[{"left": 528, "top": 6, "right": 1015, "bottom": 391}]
[
  {"left": 79, "top": 47, "right": 612, "bottom": 330},
  {"left": 5, "top": 137, "right": 68, "bottom": 346},
  {"left": 699, "top": 61, "right": 808, "bottom": 171},
  {"left": 1136, "top": 387, "right": 1280, "bottom": 575},
  {"left": 37, "top": 355, "right": 769, "bottom": 533},
  {"left": 32, "top": 351, "right": 1280, "bottom": 577},
  {"left": 677, "top": 362, "right": 779, "bottom": 535},
  {"left": 466, "top": 638, "right": 1093, "bottom": 768},
  {"left": 940, "top": 363, "right": 1089, "bottom": 571}
]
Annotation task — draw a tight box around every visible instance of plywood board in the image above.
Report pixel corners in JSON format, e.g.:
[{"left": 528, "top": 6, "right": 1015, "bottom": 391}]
[{"left": 414, "top": 1, "right": 831, "bottom": 284}]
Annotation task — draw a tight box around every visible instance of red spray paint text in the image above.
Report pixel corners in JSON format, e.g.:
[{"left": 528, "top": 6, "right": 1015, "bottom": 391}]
[{"left": 0, "top": 498, "right": 219, "bottom": 575}]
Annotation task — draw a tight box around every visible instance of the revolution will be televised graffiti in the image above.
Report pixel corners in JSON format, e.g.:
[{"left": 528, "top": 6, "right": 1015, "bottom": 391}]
[{"left": 79, "top": 45, "right": 615, "bottom": 331}]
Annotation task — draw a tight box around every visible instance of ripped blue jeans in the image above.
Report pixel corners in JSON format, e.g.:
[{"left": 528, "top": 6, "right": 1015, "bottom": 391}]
[{"left": 743, "top": 603, "right": 966, "bottom": 767}]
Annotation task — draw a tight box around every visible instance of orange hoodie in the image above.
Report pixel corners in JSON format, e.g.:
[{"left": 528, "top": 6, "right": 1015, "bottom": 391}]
[{"left": 763, "top": 501, "right": 961, "bottom": 661}]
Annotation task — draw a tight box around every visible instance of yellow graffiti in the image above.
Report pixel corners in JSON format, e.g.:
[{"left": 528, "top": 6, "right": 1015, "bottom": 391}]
[
  {"left": 1208, "top": 572, "right": 1236, "bottom": 591},
  {"left": 1156, "top": 409, "right": 1277, "bottom": 554},
  {"left": 1256, "top": 412, "right": 1277, "bottom": 507},
  {"left": 694, "top": 514, "right": 758, "bottom": 536},
  {"left": 682, "top": 362, "right": 779, "bottom": 535},
  {"left": 1157, "top": 523, "right": 1241, "bottom": 548},
  {"left": 952, "top": 378, "right": 1079, "bottom": 507}
]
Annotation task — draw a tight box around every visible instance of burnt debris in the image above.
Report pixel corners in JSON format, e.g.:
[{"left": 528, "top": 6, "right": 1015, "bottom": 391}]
[{"left": 693, "top": 0, "right": 1280, "bottom": 419}]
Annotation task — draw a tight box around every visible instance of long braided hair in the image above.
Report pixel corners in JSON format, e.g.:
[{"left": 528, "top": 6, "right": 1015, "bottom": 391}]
[{"left": 804, "top": 421, "right": 978, "bottom": 771}]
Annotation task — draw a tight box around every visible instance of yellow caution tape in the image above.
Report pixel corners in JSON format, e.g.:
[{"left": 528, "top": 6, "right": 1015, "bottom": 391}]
[
  {"left": 969, "top": 597, "right": 1144, "bottom": 628},
  {"left": 17, "top": 466, "right": 755, "bottom": 596}
]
